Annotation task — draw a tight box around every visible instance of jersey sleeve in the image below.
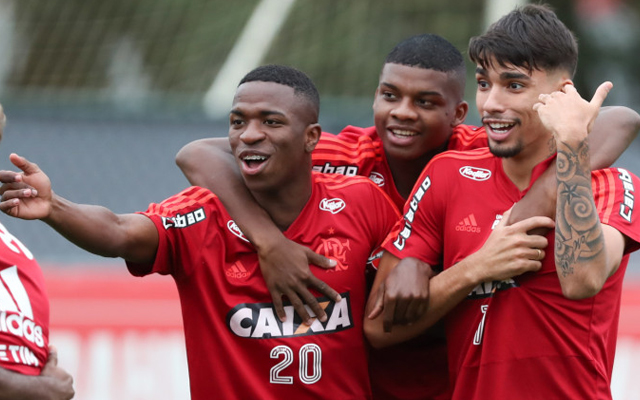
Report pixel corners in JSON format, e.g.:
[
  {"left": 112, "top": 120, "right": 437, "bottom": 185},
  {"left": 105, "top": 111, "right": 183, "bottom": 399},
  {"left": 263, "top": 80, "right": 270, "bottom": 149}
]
[
  {"left": 593, "top": 167, "right": 640, "bottom": 253},
  {"left": 312, "top": 126, "right": 383, "bottom": 175},
  {"left": 126, "top": 186, "right": 218, "bottom": 277},
  {"left": 448, "top": 124, "right": 488, "bottom": 151},
  {"left": 382, "top": 156, "right": 449, "bottom": 265}
]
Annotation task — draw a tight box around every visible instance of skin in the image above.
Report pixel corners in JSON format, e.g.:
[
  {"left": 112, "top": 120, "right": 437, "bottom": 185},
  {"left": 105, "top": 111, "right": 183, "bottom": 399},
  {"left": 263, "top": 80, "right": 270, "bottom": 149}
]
[{"left": 365, "top": 58, "right": 629, "bottom": 346}]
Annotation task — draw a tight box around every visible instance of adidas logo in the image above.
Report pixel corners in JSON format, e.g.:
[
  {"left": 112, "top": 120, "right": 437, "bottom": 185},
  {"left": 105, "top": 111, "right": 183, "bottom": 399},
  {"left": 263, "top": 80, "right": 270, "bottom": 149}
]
[
  {"left": 225, "top": 261, "right": 250, "bottom": 279},
  {"left": 455, "top": 214, "right": 481, "bottom": 233}
]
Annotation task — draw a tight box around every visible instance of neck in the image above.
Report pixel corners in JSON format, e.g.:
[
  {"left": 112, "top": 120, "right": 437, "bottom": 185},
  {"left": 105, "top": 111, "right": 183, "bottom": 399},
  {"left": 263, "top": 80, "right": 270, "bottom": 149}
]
[
  {"left": 501, "top": 135, "right": 556, "bottom": 190},
  {"left": 386, "top": 142, "right": 448, "bottom": 199},
  {"left": 251, "top": 175, "right": 313, "bottom": 231}
]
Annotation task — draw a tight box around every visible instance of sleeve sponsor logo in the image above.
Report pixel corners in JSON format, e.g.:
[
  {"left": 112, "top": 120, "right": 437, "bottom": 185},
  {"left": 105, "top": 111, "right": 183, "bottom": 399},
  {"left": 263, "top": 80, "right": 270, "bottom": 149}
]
[
  {"left": 312, "top": 163, "right": 359, "bottom": 176},
  {"left": 227, "top": 220, "right": 250, "bottom": 243},
  {"left": 161, "top": 207, "right": 206, "bottom": 229},
  {"left": 459, "top": 166, "right": 491, "bottom": 181},
  {"left": 394, "top": 176, "right": 431, "bottom": 250},
  {"left": 368, "top": 172, "right": 385, "bottom": 187},
  {"left": 227, "top": 293, "right": 353, "bottom": 339},
  {"left": 319, "top": 198, "right": 346, "bottom": 214},
  {"left": 618, "top": 168, "right": 635, "bottom": 222}
]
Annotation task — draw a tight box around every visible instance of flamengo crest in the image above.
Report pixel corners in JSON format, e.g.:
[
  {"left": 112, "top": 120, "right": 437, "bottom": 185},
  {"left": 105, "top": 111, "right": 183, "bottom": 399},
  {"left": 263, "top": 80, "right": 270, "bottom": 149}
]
[
  {"left": 459, "top": 166, "right": 491, "bottom": 181},
  {"left": 320, "top": 198, "right": 346, "bottom": 214}
]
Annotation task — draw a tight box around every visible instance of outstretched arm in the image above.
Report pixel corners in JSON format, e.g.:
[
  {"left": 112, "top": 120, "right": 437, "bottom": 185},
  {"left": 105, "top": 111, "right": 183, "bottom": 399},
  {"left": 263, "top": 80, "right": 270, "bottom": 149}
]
[
  {"left": 364, "top": 210, "right": 554, "bottom": 348},
  {"left": 0, "top": 154, "right": 158, "bottom": 265},
  {"left": 176, "top": 139, "right": 339, "bottom": 323},
  {"left": 508, "top": 105, "right": 640, "bottom": 228},
  {"left": 0, "top": 346, "right": 74, "bottom": 400},
  {"left": 535, "top": 82, "right": 626, "bottom": 299}
]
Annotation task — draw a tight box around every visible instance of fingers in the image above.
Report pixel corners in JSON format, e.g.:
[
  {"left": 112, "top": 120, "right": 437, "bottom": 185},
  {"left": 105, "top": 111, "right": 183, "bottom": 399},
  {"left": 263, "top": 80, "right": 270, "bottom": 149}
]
[
  {"left": 367, "top": 283, "right": 385, "bottom": 320},
  {"left": 271, "top": 292, "right": 287, "bottom": 322},
  {"left": 590, "top": 81, "right": 613, "bottom": 109},
  {"left": 283, "top": 291, "right": 313, "bottom": 325},
  {"left": 306, "top": 250, "right": 337, "bottom": 270},
  {"left": 47, "top": 344, "right": 59, "bottom": 366},
  {"left": 297, "top": 284, "right": 328, "bottom": 324},
  {"left": 308, "top": 275, "right": 341, "bottom": 303},
  {"left": 9, "top": 153, "right": 41, "bottom": 175},
  {"left": 382, "top": 296, "right": 396, "bottom": 333}
]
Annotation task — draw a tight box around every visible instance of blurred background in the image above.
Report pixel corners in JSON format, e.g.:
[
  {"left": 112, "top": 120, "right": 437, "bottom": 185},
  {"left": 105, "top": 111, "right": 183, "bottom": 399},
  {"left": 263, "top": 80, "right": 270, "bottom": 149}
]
[{"left": 0, "top": 0, "right": 638, "bottom": 398}]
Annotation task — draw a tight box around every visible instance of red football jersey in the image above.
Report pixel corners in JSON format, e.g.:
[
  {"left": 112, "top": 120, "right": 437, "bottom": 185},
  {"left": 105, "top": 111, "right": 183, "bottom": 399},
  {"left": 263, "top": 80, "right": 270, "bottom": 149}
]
[
  {"left": 127, "top": 173, "right": 399, "bottom": 400},
  {"left": 313, "top": 124, "right": 487, "bottom": 400},
  {"left": 386, "top": 149, "right": 640, "bottom": 399},
  {"left": 312, "top": 125, "right": 487, "bottom": 211},
  {"left": 0, "top": 221, "right": 49, "bottom": 375}
]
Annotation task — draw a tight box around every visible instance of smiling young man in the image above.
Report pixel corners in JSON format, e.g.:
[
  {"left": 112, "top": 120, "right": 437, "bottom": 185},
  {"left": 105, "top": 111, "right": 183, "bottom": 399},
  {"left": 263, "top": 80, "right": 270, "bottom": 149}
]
[
  {"left": 0, "top": 65, "right": 399, "bottom": 399},
  {"left": 365, "top": 5, "right": 640, "bottom": 399}
]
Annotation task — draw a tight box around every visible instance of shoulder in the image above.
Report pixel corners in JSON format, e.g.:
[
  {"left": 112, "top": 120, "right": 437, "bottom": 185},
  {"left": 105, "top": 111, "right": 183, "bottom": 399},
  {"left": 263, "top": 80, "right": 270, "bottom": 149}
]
[
  {"left": 449, "top": 124, "right": 488, "bottom": 151},
  {"left": 318, "top": 126, "right": 379, "bottom": 148},
  {"left": 144, "top": 186, "right": 220, "bottom": 218}
]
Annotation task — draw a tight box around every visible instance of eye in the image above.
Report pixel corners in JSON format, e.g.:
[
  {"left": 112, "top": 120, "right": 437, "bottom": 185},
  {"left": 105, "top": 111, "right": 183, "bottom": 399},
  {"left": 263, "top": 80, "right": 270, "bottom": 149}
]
[
  {"left": 264, "top": 119, "right": 282, "bottom": 126},
  {"left": 476, "top": 79, "right": 489, "bottom": 90},
  {"left": 230, "top": 118, "right": 244, "bottom": 127},
  {"left": 381, "top": 91, "right": 397, "bottom": 100},
  {"left": 508, "top": 82, "right": 524, "bottom": 90},
  {"left": 417, "top": 98, "right": 435, "bottom": 108}
]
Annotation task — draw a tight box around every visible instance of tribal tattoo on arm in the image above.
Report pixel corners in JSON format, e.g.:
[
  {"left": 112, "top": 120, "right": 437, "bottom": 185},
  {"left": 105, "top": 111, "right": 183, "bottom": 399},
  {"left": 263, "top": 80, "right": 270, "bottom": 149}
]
[{"left": 555, "top": 138, "right": 605, "bottom": 277}]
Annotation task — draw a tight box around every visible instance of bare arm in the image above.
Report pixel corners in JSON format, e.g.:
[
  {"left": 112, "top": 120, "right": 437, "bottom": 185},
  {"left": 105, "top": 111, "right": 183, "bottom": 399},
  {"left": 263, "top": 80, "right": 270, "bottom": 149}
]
[
  {"left": 364, "top": 211, "right": 554, "bottom": 348},
  {"left": 0, "top": 154, "right": 157, "bottom": 265},
  {"left": 176, "top": 139, "right": 339, "bottom": 323},
  {"left": 536, "top": 82, "right": 626, "bottom": 299},
  {"left": 508, "top": 106, "right": 640, "bottom": 228},
  {"left": 0, "top": 346, "right": 74, "bottom": 400}
]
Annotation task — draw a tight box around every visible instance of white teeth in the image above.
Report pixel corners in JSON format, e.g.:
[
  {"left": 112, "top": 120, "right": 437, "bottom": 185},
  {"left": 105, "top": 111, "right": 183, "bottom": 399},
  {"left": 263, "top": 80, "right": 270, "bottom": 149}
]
[
  {"left": 243, "top": 155, "right": 267, "bottom": 161},
  {"left": 392, "top": 129, "right": 417, "bottom": 137},
  {"left": 489, "top": 123, "right": 513, "bottom": 131}
]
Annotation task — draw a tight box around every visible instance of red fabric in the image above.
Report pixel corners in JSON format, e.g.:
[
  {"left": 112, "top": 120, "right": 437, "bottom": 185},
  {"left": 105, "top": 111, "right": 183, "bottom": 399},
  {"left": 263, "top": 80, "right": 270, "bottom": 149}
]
[
  {"left": 128, "top": 174, "right": 399, "bottom": 400},
  {"left": 0, "top": 221, "right": 49, "bottom": 375},
  {"left": 386, "top": 149, "right": 640, "bottom": 400}
]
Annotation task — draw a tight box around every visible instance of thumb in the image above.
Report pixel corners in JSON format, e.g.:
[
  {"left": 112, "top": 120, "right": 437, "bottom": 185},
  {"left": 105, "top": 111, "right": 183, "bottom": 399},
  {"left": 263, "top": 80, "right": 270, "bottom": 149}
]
[
  {"left": 47, "top": 345, "right": 59, "bottom": 366},
  {"left": 367, "top": 282, "right": 385, "bottom": 320},
  {"left": 306, "top": 249, "right": 337, "bottom": 269},
  {"left": 9, "top": 153, "right": 41, "bottom": 176},
  {"left": 590, "top": 81, "right": 613, "bottom": 109},
  {"left": 496, "top": 207, "right": 512, "bottom": 229}
]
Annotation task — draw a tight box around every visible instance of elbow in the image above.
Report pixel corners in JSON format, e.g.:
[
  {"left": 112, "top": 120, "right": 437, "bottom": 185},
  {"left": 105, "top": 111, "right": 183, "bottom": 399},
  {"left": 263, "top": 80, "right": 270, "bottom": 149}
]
[
  {"left": 560, "top": 276, "right": 604, "bottom": 300},
  {"left": 364, "top": 322, "right": 393, "bottom": 349}
]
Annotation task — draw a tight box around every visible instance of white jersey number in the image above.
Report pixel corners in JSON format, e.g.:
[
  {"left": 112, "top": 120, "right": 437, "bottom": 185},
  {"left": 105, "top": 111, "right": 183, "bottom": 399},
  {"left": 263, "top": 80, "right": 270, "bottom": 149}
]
[
  {"left": 473, "top": 305, "right": 488, "bottom": 346},
  {"left": 269, "top": 344, "right": 322, "bottom": 385}
]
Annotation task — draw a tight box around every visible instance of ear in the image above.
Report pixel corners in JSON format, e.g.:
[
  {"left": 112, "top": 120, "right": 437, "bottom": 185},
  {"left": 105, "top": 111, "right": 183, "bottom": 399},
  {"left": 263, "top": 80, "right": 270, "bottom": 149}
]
[
  {"left": 451, "top": 100, "right": 469, "bottom": 126},
  {"left": 304, "top": 123, "right": 322, "bottom": 153}
]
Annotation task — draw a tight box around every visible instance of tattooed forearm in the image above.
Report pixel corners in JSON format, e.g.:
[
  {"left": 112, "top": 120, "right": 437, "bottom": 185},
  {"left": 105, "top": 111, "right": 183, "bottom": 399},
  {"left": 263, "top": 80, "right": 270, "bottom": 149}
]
[{"left": 555, "top": 139, "right": 604, "bottom": 277}]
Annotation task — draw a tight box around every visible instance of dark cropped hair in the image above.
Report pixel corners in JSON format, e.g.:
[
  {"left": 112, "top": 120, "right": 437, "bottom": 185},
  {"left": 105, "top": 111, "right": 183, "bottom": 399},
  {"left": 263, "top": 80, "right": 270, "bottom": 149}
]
[
  {"left": 384, "top": 33, "right": 467, "bottom": 92},
  {"left": 468, "top": 4, "right": 578, "bottom": 77},
  {"left": 239, "top": 64, "right": 320, "bottom": 120}
]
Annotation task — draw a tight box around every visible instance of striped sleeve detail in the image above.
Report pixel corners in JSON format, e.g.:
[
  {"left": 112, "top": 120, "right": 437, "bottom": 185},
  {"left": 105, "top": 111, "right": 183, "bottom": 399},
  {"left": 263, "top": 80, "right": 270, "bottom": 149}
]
[
  {"left": 592, "top": 169, "right": 618, "bottom": 224},
  {"left": 313, "top": 173, "right": 372, "bottom": 190},
  {"left": 429, "top": 147, "right": 492, "bottom": 164},
  {"left": 147, "top": 187, "right": 216, "bottom": 217},
  {"left": 313, "top": 134, "right": 383, "bottom": 163},
  {"left": 448, "top": 125, "right": 488, "bottom": 150}
]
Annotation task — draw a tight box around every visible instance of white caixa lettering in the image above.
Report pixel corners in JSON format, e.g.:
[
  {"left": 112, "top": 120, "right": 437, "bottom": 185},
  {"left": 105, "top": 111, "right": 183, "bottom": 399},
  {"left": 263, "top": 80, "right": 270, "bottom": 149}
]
[
  {"left": 162, "top": 207, "right": 206, "bottom": 229},
  {"left": 228, "top": 293, "right": 353, "bottom": 339}
]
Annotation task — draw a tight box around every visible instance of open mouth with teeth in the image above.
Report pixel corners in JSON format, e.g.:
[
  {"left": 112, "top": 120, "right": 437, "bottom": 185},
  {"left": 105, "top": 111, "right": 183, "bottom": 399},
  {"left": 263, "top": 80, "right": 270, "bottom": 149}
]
[
  {"left": 242, "top": 154, "right": 269, "bottom": 171},
  {"left": 486, "top": 122, "right": 516, "bottom": 141},
  {"left": 391, "top": 129, "right": 419, "bottom": 137}
]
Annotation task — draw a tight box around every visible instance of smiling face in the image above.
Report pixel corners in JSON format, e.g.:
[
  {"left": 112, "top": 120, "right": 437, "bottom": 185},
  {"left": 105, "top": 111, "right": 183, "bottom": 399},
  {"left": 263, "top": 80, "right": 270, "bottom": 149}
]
[
  {"left": 475, "top": 60, "right": 568, "bottom": 161},
  {"left": 372, "top": 63, "right": 468, "bottom": 163},
  {"left": 228, "top": 81, "right": 320, "bottom": 194}
]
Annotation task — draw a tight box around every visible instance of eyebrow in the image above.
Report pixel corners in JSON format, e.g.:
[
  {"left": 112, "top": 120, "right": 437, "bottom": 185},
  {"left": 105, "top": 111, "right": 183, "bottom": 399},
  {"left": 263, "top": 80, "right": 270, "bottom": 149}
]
[
  {"left": 475, "top": 67, "right": 531, "bottom": 81},
  {"left": 380, "top": 82, "right": 443, "bottom": 97},
  {"left": 230, "top": 109, "right": 286, "bottom": 117}
]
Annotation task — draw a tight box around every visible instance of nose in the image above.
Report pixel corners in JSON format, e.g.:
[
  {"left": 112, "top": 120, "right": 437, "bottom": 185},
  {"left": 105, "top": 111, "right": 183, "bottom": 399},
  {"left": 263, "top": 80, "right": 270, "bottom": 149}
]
[
  {"left": 390, "top": 97, "right": 418, "bottom": 121},
  {"left": 479, "top": 86, "right": 507, "bottom": 115},
  {"left": 239, "top": 120, "right": 265, "bottom": 144}
]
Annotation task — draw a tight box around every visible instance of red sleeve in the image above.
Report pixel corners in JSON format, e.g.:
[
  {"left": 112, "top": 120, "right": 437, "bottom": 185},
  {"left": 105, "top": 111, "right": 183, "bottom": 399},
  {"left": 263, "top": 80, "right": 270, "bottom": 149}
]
[
  {"left": 312, "top": 126, "right": 383, "bottom": 173},
  {"left": 592, "top": 167, "right": 640, "bottom": 253},
  {"left": 382, "top": 156, "right": 449, "bottom": 265},
  {"left": 448, "top": 124, "right": 488, "bottom": 151}
]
